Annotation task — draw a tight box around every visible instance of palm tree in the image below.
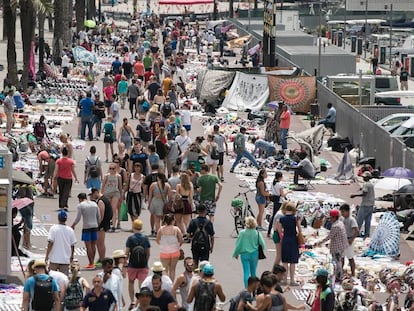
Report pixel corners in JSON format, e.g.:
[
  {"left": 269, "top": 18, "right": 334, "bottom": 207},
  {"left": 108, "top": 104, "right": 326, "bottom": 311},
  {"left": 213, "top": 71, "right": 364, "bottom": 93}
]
[
  {"left": 4, "top": 0, "right": 18, "bottom": 86},
  {"left": 4, "top": 0, "right": 52, "bottom": 90},
  {"left": 75, "top": 0, "right": 85, "bottom": 33}
]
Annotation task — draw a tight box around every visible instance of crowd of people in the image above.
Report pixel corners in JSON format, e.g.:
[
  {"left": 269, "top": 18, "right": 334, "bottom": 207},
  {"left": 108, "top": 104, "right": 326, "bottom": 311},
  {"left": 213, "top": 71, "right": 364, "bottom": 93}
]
[{"left": 10, "top": 6, "right": 380, "bottom": 311}]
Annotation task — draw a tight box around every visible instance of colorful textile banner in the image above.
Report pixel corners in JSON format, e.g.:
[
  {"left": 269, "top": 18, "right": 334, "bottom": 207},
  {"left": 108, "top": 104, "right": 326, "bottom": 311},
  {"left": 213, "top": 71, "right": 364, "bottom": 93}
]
[{"left": 267, "top": 76, "right": 316, "bottom": 113}]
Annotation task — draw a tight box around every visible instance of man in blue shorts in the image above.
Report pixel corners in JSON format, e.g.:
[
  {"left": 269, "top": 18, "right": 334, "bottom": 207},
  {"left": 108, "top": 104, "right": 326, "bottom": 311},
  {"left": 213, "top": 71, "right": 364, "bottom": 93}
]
[{"left": 71, "top": 192, "right": 100, "bottom": 269}]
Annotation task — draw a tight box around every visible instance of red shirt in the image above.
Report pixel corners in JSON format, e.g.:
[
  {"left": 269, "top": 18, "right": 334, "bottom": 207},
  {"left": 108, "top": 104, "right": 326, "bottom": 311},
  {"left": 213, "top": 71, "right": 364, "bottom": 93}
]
[
  {"left": 144, "top": 71, "right": 154, "bottom": 83},
  {"left": 56, "top": 157, "right": 75, "bottom": 179},
  {"left": 280, "top": 110, "right": 291, "bottom": 129},
  {"left": 103, "top": 85, "right": 115, "bottom": 101},
  {"left": 134, "top": 62, "right": 144, "bottom": 76}
]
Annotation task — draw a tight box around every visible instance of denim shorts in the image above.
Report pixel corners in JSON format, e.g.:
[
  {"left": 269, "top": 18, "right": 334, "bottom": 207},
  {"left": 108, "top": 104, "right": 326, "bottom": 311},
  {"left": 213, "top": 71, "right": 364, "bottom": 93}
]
[{"left": 255, "top": 193, "right": 267, "bottom": 205}]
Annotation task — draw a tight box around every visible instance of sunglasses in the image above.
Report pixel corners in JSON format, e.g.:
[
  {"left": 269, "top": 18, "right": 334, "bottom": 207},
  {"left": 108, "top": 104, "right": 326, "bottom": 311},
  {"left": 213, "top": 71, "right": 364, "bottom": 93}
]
[{"left": 109, "top": 167, "right": 116, "bottom": 170}]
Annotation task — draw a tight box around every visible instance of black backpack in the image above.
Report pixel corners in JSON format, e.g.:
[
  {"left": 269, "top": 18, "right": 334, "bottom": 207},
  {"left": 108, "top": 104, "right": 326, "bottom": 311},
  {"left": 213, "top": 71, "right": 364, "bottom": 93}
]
[
  {"left": 161, "top": 103, "right": 172, "bottom": 119},
  {"left": 129, "top": 236, "right": 148, "bottom": 268},
  {"left": 64, "top": 277, "right": 83, "bottom": 310},
  {"left": 137, "top": 123, "right": 152, "bottom": 142},
  {"left": 192, "top": 220, "right": 210, "bottom": 252},
  {"left": 87, "top": 156, "right": 100, "bottom": 178},
  {"left": 210, "top": 145, "right": 220, "bottom": 160},
  {"left": 195, "top": 279, "right": 216, "bottom": 311},
  {"left": 32, "top": 275, "right": 54, "bottom": 311}
]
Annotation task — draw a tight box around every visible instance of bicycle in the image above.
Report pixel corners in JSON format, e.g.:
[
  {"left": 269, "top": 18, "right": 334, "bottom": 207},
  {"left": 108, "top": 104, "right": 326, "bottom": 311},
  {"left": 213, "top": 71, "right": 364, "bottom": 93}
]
[{"left": 231, "top": 185, "right": 256, "bottom": 235}]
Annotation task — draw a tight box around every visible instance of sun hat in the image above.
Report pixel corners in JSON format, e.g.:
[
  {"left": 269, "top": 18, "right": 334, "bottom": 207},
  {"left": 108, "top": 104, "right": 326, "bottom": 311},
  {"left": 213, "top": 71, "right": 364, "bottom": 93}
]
[
  {"left": 112, "top": 249, "right": 127, "bottom": 259},
  {"left": 151, "top": 261, "right": 166, "bottom": 272},
  {"left": 32, "top": 259, "right": 47, "bottom": 269}
]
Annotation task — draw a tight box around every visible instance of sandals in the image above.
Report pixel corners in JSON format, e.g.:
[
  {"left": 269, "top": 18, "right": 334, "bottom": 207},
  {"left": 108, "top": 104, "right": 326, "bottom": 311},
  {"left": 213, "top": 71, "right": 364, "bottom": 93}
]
[{"left": 128, "top": 303, "right": 135, "bottom": 311}]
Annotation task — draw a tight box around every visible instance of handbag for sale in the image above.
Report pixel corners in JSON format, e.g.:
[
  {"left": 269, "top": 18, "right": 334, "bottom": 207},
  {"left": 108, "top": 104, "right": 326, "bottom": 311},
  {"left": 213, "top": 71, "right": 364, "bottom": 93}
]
[{"left": 257, "top": 232, "right": 266, "bottom": 260}]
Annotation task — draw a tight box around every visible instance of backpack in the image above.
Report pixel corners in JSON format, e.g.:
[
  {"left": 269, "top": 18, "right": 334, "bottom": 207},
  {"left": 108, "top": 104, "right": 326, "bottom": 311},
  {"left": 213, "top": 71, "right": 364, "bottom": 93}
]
[
  {"left": 87, "top": 156, "right": 100, "bottom": 178},
  {"left": 195, "top": 279, "right": 216, "bottom": 311},
  {"left": 64, "top": 277, "right": 83, "bottom": 310},
  {"left": 32, "top": 275, "right": 54, "bottom": 311},
  {"left": 161, "top": 103, "right": 172, "bottom": 119},
  {"left": 191, "top": 220, "right": 210, "bottom": 252},
  {"left": 210, "top": 145, "right": 220, "bottom": 160},
  {"left": 137, "top": 123, "right": 152, "bottom": 142},
  {"left": 233, "top": 134, "right": 244, "bottom": 153},
  {"left": 129, "top": 236, "right": 148, "bottom": 268},
  {"left": 142, "top": 100, "right": 150, "bottom": 112}
]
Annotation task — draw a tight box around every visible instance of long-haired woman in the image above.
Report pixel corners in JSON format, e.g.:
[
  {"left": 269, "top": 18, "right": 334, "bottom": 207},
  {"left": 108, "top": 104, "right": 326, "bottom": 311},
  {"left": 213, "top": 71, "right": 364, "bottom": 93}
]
[
  {"left": 175, "top": 172, "right": 194, "bottom": 235},
  {"left": 255, "top": 168, "right": 270, "bottom": 231},
  {"left": 148, "top": 173, "right": 172, "bottom": 233}
]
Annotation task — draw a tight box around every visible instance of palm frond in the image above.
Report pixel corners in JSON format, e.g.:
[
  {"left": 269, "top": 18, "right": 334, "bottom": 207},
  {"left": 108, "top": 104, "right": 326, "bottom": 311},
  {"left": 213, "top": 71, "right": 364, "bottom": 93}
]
[{"left": 31, "top": 0, "right": 54, "bottom": 14}]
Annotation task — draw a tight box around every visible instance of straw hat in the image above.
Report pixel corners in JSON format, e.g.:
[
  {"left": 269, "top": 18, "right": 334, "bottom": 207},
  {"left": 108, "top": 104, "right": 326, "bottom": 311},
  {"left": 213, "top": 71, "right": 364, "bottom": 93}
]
[
  {"left": 151, "top": 261, "right": 166, "bottom": 272},
  {"left": 112, "top": 249, "right": 127, "bottom": 259}
]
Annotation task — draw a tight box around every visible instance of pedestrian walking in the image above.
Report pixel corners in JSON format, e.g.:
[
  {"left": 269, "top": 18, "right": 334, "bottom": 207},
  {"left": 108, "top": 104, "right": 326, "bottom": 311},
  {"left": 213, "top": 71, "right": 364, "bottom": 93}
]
[
  {"left": 89, "top": 188, "right": 113, "bottom": 264},
  {"left": 171, "top": 257, "right": 195, "bottom": 310},
  {"left": 98, "top": 257, "right": 122, "bottom": 309},
  {"left": 255, "top": 169, "right": 270, "bottom": 230},
  {"left": 71, "top": 193, "right": 100, "bottom": 269},
  {"left": 232, "top": 216, "right": 265, "bottom": 287},
  {"left": 339, "top": 204, "right": 359, "bottom": 277},
  {"left": 101, "top": 163, "right": 122, "bottom": 232},
  {"left": 156, "top": 214, "right": 183, "bottom": 281},
  {"left": 79, "top": 92, "right": 94, "bottom": 141},
  {"left": 53, "top": 147, "right": 78, "bottom": 211},
  {"left": 187, "top": 204, "right": 215, "bottom": 267},
  {"left": 148, "top": 173, "right": 172, "bottom": 233},
  {"left": 125, "top": 219, "right": 151, "bottom": 309},
  {"left": 45, "top": 210, "right": 77, "bottom": 276},
  {"left": 279, "top": 104, "right": 291, "bottom": 151},
  {"left": 103, "top": 116, "right": 116, "bottom": 162},
  {"left": 198, "top": 164, "right": 223, "bottom": 223},
  {"left": 149, "top": 274, "right": 177, "bottom": 311},
  {"left": 230, "top": 127, "right": 260, "bottom": 173},
  {"left": 127, "top": 162, "right": 144, "bottom": 222},
  {"left": 81, "top": 274, "right": 117, "bottom": 311},
  {"left": 22, "top": 260, "right": 60, "bottom": 311},
  {"left": 118, "top": 117, "right": 135, "bottom": 151},
  {"left": 84, "top": 146, "right": 103, "bottom": 190}
]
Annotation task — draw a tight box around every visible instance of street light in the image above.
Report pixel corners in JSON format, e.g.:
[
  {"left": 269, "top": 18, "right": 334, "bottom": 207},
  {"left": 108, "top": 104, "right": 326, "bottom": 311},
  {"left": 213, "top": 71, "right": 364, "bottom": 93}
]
[
  {"left": 385, "top": 4, "right": 393, "bottom": 69},
  {"left": 363, "top": 0, "right": 368, "bottom": 59}
]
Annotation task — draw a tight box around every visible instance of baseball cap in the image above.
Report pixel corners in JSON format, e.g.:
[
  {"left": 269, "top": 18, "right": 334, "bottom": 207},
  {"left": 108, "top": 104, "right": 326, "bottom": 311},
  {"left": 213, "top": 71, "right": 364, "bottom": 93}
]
[
  {"left": 315, "top": 268, "right": 329, "bottom": 278},
  {"left": 329, "top": 209, "right": 340, "bottom": 218},
  {"left": 203, "top": 264, "right": 214, "bottom": 276},
  {"left": 58, "top": 210, "right": 68, "bottom": 221},
  {"left": 195, "top": 260, "right": 210, "bottom": 273},
  {"left": 133, "top": 219, "right": 143, "bottom": 231},
  {"left": 135, "top": 287, "right": 152, "bottom": 299}
]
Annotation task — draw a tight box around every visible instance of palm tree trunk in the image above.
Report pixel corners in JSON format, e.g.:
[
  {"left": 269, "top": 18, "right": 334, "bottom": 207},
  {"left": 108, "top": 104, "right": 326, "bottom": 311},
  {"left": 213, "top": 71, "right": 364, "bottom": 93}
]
[
  {"left": 20, "top": 0, "right": 36, "bottom": 90},
  {"left": 4, "top": 0, "right": 18, "bottom": 86},
  {"left": 53, "top": 0, "right": 63, "bottom": 62},
  {"left": 75, "top": 0, "right": 85, "bottom": 34},
  {"left": 62, "top": 0, "right": 72, "bottom": 47},
  {"left": 86, "top": 0, "right": 96, "bottom": 20}
]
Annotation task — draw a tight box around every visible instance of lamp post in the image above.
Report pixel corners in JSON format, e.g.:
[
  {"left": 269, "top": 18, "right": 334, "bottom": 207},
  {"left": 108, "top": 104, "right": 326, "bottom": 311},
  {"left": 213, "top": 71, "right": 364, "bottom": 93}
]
[
  {"left": 343, "top": 0, "right": 347, "bottom": 49},
  {"left": 364, "top": 0, "right": 368, "bottom": 59},
  {"left": 317, "top": 4, "right": 324, "bottom": 77},
  {"left": 387, "top": 4, "right": 393, "bottom": 69}
]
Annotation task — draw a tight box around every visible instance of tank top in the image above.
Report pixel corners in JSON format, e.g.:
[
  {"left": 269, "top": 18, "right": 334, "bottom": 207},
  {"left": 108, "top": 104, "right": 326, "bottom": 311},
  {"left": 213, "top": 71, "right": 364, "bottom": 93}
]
[
  {"left": 180, "top": 272, "right": 193, "bottom": 307},
  {"left": 121, "top": 127, "right": 131, "bottom": 142},
  {"left": 269, "top": 293, "right": 284, "bottom": 311},
  {"left": 129, "top": 173, "right": 143, "bottom": 193},
  {"left": 104, "top": 174, "right": 120, "bottom": 195},
  {"left": 159, "top": 227, "right": 180, "bottom": 254}
]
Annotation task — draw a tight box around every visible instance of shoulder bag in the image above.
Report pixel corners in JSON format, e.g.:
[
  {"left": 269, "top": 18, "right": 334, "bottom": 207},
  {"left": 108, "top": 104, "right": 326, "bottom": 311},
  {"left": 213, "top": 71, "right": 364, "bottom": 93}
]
[
  {"left": 158, "top": 183, "right": 174, "bottom": 214},
  {"left": 257, "top": 231, "right": 266, "bottom": 260}
]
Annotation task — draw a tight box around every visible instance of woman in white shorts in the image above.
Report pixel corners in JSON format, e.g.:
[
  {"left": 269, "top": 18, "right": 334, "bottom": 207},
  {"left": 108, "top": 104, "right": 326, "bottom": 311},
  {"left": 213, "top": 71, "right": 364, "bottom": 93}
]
[{"left": 204, "top": 134, "right": 219, "bottom": 174}]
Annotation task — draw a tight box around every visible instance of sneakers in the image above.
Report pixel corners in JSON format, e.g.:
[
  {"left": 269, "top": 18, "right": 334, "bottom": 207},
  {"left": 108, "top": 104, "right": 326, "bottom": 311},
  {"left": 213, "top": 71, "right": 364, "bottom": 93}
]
[
  {"left": 109, "top": 227, "right": 116, "bottom": 233},
  {"left": 220, "top": 177, "right": 224, "bottom": 182},
  {"left": 230, "top": 169, "right": 234, "bottom": 173},
  {"left": 84, "top": 264, "right": 96, "bottom": 270},
  {"left": 256, "top": 226, "right": 266, "bottom": 231}
]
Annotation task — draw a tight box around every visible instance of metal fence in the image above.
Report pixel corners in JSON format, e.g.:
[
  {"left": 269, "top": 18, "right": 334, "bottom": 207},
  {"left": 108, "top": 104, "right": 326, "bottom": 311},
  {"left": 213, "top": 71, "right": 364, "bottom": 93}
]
[{"left": 317, "top": 82, "right": 414, "bottom": 170}]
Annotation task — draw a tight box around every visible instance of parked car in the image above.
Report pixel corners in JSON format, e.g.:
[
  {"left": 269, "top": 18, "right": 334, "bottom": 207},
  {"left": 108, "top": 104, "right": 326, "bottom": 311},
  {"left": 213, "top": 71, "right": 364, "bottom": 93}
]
[{"left": 376, "top": 113, "right": 414, "bottom": 131}]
